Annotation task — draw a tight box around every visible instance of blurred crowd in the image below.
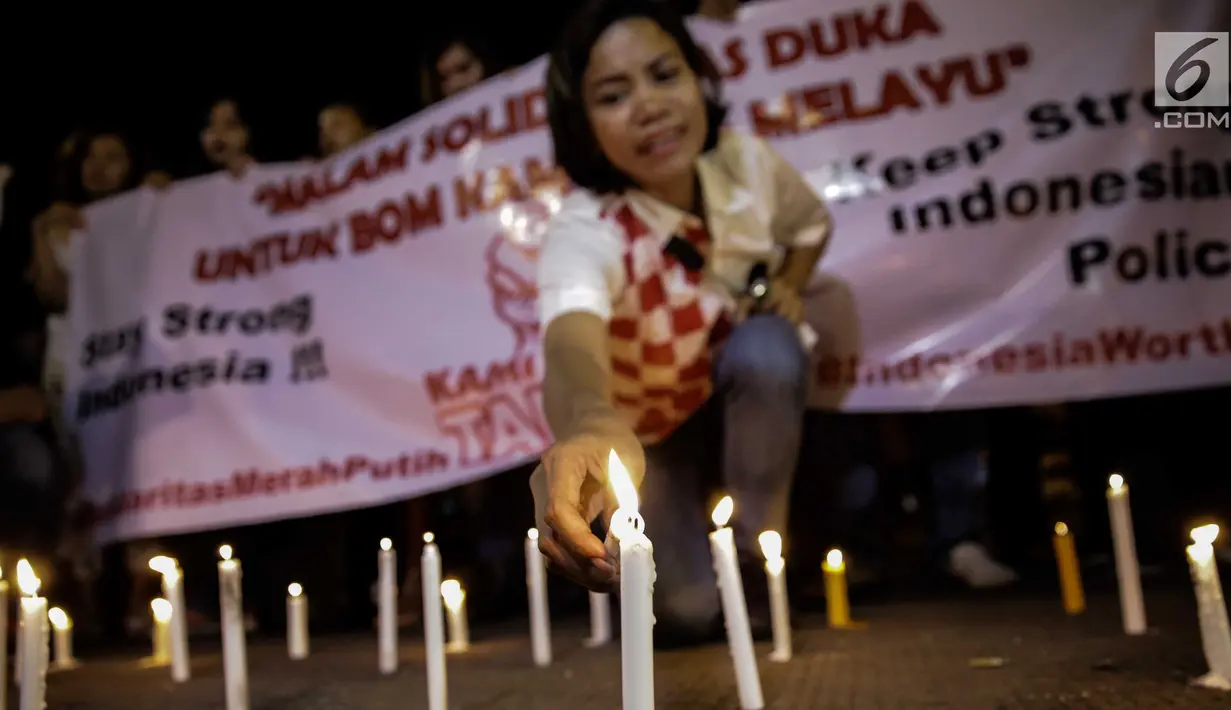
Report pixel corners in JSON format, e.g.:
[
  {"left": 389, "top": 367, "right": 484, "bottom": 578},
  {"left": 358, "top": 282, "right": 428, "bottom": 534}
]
[{"left": 0, "top": 0, "right": 1227, "bottom": 646}]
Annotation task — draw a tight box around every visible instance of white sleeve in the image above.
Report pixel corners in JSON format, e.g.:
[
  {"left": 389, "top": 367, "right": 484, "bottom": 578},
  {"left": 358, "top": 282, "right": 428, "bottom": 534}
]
[
  {"left": 537, "top": 198, "right": 625, "bottom": 327},
  {"left": 749, "top": 136, "right": 832, "bottom": 250}
]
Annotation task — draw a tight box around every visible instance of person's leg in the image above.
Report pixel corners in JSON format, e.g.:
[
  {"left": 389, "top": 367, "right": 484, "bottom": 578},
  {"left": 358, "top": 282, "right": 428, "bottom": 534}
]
[
  {"left": 714, "top": 314, "right": 809, "bottom": 555},
  {"left": 931, "top": 448, "right": 984, "bottom": 550},
  {"left": 0, "top": 424, "right": 59, "bottom": 547},
  {"left": 636, "top": 401, "right": 724, "bottom": 646},
  {"left": 712, "top": 314, "right": 808, "bottom": 632},
  {"left": 930, "top": 447, "right": 1018, "bottom": 588}
]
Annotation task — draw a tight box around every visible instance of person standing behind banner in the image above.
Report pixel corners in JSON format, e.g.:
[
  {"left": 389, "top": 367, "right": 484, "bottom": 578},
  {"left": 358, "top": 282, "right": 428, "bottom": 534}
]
[
  {"left": 28, "top": 129, "right": 170, "bottom": 642},
  {"left": 531, "top": 0, "right": 831, "bottom": 648},
  {"left": 419, "top": 32, "right": 508, "bottom": 106},
  {"left": 410, "top": 32, "right": 532, "bottom": 624},
  {"left": 318, "top": 101, "right": 375, "bottom": 157},
  {"left": 200, "top": 98, "right": 256, "bottom": 177}
]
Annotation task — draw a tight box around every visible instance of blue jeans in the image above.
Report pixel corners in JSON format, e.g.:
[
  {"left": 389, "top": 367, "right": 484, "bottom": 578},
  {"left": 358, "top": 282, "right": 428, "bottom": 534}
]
[
  {"left": 841, "top": 448, "right": 987, "bottom": 560},
  {"left": 635, "top": 315, "right": 809, "bottom": 629}
]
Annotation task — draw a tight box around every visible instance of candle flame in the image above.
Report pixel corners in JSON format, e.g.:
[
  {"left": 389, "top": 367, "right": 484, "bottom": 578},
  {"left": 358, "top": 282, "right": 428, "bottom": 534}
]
[
  {"left": 380, "top": 537, "right": 393, "bottom": 551},
  {"left": 825, "top": 548, "right": 844, "bottom": 569},
  {"left": 1192, "top": 523, "right": 1220, "bottom": 546},
  {"left": 1108, "top": 473, "right": 1124, "bottom": 491},
  {"left": 48, "top": 607, "right": 69, "bottom": 630},
  {"left": 16, "top": 559, "right": 39, "bottom": 596},
  {"left": 1054, "top": 522, "right": 1069, "bottom": 536},
  {"left": 440, "top": 579, "right": 466, "bottom": 610},
  {"left": 288, "top": 583, "right": 303, "bottom": 597},
  {"left": 607, "top": 450, "right": 638, "bottom": 513},
  {"left": 527, "top": 527, "right": 540, "bottom": 541},
  {"left": 148, "top": 555, "right": 178, "bottom": 576},
  {"left": 423, "top": 532, "right": 435, "bottom": 544},
  {"left": 758, "top": 531, "right": 783, "bottom": 562},
  {"left": 151, "top": 598, "right": 172, "bottom": 623},
  {"left": 219, "top": 544, "right": 233, "bottom": 561},
  {"left": 711, "top": 495, "right": 734, "bottom": 528}
]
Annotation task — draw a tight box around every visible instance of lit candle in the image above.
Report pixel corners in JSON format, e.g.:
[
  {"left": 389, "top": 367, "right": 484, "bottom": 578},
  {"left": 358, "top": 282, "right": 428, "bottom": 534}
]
[
  {"left": 287, "top": 584, "right": 309, "bottom": 660},
  {"left": 823, "top": 549, "right": 851, "bottom": 628},
  {"left": 16, "top": 560, "right": 47, "bottom": 710},
  {"left": 47, "top": 608, "right": 77, "bottom": 670},
  {"left": 525, "top": 528, "right": 552, "bottom": 667},
  {"left": 217, "top": 545, "right": 249, "bottom": 710},
  {"left": 440, "top": 579, "right": 470, "bottom": 653},
  {"left": 421, "top": 533, "right": 448, "bottom": 710},
  {"left": 148, "top": 556, "right": 190, "bottom": 681},
  {"left": 1187, "top": 524, "right": 1231, "bottom": 687},
  {"left": 708, "top": 496, "right": 764, "bottom": 710},
  {"left": 758, "top": 531, "right": 792, "bottom": 662},
  {"left": 1106, "top": 474, "right": 1146, "bottom": 634},
  {"left": 584, "top": 592, "right": 612, "bottom": 648},
  {"left": 377, "top": 538, "right": 398, "bottom": 675},
  {"left": 150, "top": 599, "right": 172, "bottom": 666},
  {"left": 1053, "top": 523, "right": 1085, "bottom": 615},
  {"left": 1, "top": 563, "right": 9, "bottom": 710},
  {"left": 607, "top": 450, "right": 656, "bottom": 710}
]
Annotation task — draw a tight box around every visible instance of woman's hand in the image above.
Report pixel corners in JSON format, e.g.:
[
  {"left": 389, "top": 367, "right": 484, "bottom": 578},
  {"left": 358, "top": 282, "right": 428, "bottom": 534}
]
[
  {"left": 531, "top": 430, "right": 644, "bottom": 591},
  {"left": 143, "top": 171, "right": 173, "bottom": 190},
  {"left": 736, "top": 278, "right": 804, "bottom": 324},
  {"left": 0, "top": 386, "right": 47, "bottom": 424},
  {"left": 28, "top": 202, "right": 82, "bottom": 311}
]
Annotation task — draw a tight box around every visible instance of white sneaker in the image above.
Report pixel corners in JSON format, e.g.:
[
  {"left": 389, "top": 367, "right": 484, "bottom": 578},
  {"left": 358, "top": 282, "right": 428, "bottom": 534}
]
[{"left": 949, "top": 542, "right": 1019, "bottom": 589}]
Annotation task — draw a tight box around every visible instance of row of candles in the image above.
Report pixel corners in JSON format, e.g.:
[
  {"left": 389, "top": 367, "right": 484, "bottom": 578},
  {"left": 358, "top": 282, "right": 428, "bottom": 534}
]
[{"left": 1, "top": 468, "right": 1229, "bottom": 709}]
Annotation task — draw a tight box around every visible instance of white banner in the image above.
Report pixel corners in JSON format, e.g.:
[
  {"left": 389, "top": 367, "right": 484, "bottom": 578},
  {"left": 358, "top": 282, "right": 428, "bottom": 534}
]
[{"left": 67, "top": 0, "right": 1231, "bottom": 540}]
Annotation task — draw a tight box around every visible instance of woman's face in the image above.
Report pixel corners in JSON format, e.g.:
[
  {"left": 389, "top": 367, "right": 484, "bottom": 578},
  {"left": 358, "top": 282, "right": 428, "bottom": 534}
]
[
  {"left": 583, "top": 18, "right": 707, "bottom": 197},
  {"left": 202, "top": 100, "right": 250, "bottom": 166},
  {"left": 437, "top": 42, "right": 486, "bottom": 99},
  {"left": 80, "top": 135, "right": 132, "bottom": 198}
]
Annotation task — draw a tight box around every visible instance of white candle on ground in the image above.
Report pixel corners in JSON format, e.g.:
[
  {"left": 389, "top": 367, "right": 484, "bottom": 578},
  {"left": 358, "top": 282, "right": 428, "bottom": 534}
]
[
  {"left": 149, "top": 556, "right": 190, "bottom": 681},
  {"left": 287, "top": 584, "right": 309, "bottom": 660},
  {"left": 421, "top": 533, "right": 448, "bottom": 710},
  {"left": 525, "top": 528, "right": 552, "bottom": 667},
  {"left": 14, "top": 585, "right": 23, "bottom": 687},
  {"left": 150, "top": 599, "right": 172, "bottom": 665},
  {"left": 1, "top": 569, "right": 9, "bottom": 710},
  {"left": 377, "top": 537, "right": 398, "bottom": 675},
  {"left": 1106, "top": 474, "right": 1147, "bottom": 635},
  {"left": 16, "top": 560, "right": 47, "bottom": 710},
  {"left": 47, "top": 608, "right": 77, "bottom": 670},
  {"left": 758, "top": 531, "right": 792, "bottom": 662},
  {"left": 441, "top": 579, "right": 470, "bottom": 652},
  {"left": 607, "top": 450, "right": 656, "bottom": 710},
  {"left": 1187, "top": 524, "right": 1231, "bottom": 689},
  {"left": 585, "top": 592, "right": 612, "bottom": 648},
  {"left": 217, "top": 545, "right": 249, "bottom": 710},
  {"left": 709, "top": 497, "right": 764, "bottom": 710}
]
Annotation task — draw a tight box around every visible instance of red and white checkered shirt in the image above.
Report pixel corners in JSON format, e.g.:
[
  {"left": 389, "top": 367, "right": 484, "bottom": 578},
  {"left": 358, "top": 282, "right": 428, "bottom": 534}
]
[
  {"left": 605, "top": 204, "right": 734, "bottom": 442},
  {"left": 538, "top": 132, "right": 831, "bottom": 444}
]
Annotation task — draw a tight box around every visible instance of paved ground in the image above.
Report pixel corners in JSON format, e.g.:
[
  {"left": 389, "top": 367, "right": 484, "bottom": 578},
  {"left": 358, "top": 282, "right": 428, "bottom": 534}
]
[{"left": 24, "top": 589, "right": 1231, "bottom": 709}]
